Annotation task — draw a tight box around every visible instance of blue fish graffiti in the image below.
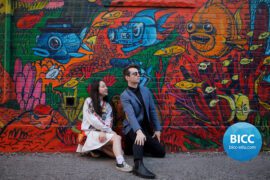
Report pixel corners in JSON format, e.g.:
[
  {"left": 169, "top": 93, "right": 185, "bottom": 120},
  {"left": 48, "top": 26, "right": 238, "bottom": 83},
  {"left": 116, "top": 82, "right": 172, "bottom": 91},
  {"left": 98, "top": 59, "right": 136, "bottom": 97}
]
[
  {"left": 108, "top": 9, "right": 172, "bottom": 53},
  {"left": 249, "top": 0, "right": 270, "bottom": 55},
  {"left": 263, "top": 73, "right": 270, "bottom": 83},
  {"left": 110, "top": 58, "right": 152, "bottom": 86},
  {"left": 110, "top": 58, "right": 142, "bottom": 68},
  {"left": 140, "top": 66, "right": 152, "bottom": 86},
  {"left": 33, "top": 28, "right": 92, "bottom": 64}
]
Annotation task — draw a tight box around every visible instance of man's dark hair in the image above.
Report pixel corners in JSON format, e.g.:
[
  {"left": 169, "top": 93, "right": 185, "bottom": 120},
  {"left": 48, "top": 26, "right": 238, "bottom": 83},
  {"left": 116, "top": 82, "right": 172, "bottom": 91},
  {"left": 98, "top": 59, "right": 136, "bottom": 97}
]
[{"left": 122, "top": 64, "right": 140, "bottom": 78}]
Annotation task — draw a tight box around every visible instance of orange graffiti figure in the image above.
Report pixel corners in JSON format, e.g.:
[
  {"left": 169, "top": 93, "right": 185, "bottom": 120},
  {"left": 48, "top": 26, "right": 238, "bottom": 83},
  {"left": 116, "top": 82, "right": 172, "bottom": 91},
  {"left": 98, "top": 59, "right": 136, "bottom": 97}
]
[{"left": 186, "top": 0, "right": 246, "bottom": 58}]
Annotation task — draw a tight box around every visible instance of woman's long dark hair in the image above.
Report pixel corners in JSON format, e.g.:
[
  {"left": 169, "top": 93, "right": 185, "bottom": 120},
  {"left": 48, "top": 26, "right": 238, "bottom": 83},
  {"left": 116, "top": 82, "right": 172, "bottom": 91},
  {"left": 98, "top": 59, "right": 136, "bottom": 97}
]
[{"left": 89, "top": 80, "right": 108, "bottom": 116}]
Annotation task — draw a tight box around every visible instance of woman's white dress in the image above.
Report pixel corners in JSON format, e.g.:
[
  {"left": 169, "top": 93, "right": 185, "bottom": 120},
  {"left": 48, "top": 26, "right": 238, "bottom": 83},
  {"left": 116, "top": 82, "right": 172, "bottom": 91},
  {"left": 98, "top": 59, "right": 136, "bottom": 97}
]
[{"left": 76, "top": 97, "right": 114, "bottom": 153}]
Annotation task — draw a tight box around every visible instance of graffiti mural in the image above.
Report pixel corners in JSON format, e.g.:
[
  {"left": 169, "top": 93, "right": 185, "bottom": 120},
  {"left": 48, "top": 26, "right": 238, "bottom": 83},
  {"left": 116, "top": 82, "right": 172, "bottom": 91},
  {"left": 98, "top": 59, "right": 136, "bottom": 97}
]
[
  {"left": 0, "top": 0, "right": 269, "bottom": 152},
  {"left": 107, "top": 9, "right": 172, "bottom": 53}
]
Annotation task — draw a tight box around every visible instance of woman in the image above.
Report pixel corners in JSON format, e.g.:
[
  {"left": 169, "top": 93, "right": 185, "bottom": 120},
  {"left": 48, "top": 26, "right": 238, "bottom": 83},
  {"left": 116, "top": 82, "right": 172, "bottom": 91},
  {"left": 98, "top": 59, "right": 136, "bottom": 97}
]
[{"left": 76, "top": 80, "right": 132, "bottom": 172}]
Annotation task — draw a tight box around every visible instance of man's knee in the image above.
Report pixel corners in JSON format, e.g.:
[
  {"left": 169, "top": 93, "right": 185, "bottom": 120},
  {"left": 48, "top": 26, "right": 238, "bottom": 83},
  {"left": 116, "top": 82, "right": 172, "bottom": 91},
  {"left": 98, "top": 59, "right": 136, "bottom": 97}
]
[{"left": 153, "top": 145, "right": 166, "bottom": 158}]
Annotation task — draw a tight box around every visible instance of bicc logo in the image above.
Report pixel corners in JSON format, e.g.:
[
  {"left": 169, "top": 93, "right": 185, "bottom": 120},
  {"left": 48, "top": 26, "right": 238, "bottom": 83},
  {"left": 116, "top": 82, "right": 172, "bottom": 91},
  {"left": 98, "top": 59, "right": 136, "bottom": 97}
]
[{"left": 223, "top": 122, "right": 262, "bottom": 162}]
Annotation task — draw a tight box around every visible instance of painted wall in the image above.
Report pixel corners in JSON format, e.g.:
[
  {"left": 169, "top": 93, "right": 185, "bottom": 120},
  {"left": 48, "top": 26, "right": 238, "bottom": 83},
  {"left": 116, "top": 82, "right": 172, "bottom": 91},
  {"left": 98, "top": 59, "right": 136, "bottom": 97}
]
[{"left": 0, "top": 0, "right": 269, "bottom": 152}]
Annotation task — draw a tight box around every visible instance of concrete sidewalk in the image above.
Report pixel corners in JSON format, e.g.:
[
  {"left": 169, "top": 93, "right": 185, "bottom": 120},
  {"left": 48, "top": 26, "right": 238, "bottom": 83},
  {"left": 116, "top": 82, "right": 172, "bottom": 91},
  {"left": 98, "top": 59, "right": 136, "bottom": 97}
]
[{"left": 0, "top": 152, "right": 269, "bottom": 180}]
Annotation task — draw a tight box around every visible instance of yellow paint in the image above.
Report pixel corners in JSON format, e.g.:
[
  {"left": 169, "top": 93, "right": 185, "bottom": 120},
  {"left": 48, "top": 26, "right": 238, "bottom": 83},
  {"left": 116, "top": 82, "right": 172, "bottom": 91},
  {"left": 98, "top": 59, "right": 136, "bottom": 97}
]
[
  {"left": 154, "top": 46, "right": 185, "bottom": 57},
  {"left": 263, "top": 56, "right": 270, "bottom": 65},
  {"left": 240, "top": 58, "right": 253, "bottom": 65},
  {"left": 258, "top": 32, "right": 270, "bottom": 40},
  {"left": 102, "top": 11, "right": 122, "bottom": 20},
  {"left": 175, "top": 80, "right": 204, "bottom": 91},
  {"left": 93, "top": 21, "right": 114, "bottom": 28},
  {"left": 222, "top": 59, "right": 232, "bottom": 66},
  {"left": 234, "top": 94, "right": 250, "bottom": 121}
]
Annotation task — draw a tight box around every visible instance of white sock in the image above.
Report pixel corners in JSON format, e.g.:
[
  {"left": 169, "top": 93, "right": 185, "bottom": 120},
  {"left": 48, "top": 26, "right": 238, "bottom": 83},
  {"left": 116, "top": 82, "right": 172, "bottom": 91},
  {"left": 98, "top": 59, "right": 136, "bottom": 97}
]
[{"left": 116, "top": 155, "right": 124, "bottom": 164}]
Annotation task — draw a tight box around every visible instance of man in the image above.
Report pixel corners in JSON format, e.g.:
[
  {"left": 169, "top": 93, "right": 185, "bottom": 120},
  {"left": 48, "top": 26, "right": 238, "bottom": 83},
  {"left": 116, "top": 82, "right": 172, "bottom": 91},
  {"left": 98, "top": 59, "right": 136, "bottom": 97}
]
[{"left": 120, "top": 64, "right": 165, "bottom": 179}]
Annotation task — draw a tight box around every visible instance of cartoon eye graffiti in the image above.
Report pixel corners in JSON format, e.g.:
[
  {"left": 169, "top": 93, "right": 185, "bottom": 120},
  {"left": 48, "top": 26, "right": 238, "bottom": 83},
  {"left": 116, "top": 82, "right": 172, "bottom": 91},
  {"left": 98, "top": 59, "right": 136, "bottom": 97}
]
[
  {"left": 133, "top": 23, "right": 143, "bottom": 38},
  {"left": 186, "top": 22, "right": 196, "bottom": 33},
  {"left": 108, "top": 29, "right": 116, "bottom": 41},
  {"left": 203, "top": 23, "right": 213, "bottom": 33},
  {"left": 48, "top": 36, "right": 62, "bottom": 50},
  {"left": 242, "top": 104, "right": 249, "bottom": 113}
]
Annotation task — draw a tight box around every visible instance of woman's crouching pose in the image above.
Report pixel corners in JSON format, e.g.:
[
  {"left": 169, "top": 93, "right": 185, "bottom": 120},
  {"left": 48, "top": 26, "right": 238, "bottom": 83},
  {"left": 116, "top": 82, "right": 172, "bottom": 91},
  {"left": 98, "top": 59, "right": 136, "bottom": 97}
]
[{"left": 77, "top": 80, "right": 132, "bottom": 172}]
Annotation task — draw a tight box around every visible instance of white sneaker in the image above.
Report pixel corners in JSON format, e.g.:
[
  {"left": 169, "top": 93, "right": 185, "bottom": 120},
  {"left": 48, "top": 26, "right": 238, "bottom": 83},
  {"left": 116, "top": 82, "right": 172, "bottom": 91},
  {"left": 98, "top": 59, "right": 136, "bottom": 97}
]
[{"left": 116, "top": 161, "right": 133, "bottom": 172}]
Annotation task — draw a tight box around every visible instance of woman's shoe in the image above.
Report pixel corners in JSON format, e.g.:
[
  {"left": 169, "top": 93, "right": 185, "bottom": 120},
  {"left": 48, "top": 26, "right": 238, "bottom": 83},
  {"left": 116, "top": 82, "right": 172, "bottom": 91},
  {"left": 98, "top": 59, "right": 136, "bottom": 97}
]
[
  {"left": 89, "top": 151, "right": 101, "bottom": 158},
  {"left": 116, "top": 161, "right": 133, "bottom": 172}
]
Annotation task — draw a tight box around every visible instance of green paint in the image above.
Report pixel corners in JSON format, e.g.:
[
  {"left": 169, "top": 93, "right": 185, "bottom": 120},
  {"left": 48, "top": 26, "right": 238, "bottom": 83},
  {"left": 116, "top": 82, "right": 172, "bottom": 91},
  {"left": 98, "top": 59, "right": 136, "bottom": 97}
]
[
  {"left": 185, "top": 135, "right": 219, "bottom": 150},
  {"left": 45, "top": 83, "right": 61, "bottom": 110},
  {"left": 4, "top": 14, "right": 11, "bottom": 73},
  {"left": 128, "top": 30, "right": 179, "bottom": 91},
  {"left": 11, "top": 9, "right": 62, "bottom": 75}
]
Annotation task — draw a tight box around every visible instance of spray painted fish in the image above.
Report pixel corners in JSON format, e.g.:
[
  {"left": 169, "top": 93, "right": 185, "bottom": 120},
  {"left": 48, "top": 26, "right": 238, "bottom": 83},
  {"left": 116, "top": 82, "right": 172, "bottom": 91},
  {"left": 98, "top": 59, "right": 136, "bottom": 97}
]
[
  {"left": 102, "top": 11, "right": 122, "bottom": 20},
  {"left": 263, "top": 56, "right": 270, "bottom": 65},
  {"left": 93, "top": 21, "right": 114, "bottom": 29},
  {"left": 110, "top": 58, "right": 142, "bottom": 68},
  {"left": 154, "top": 45, "right": 185, "bottom": 57},
  {"left": 175, "top": 80, "right": 204, "bottom": 91},
  {"left": 33, "top": 19, "right": 92, "bottom": 64},
  {"left": 186, "top": 0, "right": 246, "bottom": 58},
  {"left": 108, "top": 9, "right": 172, "bottom": 53},
  {"left": 198, "top": 61, "right": 211, "bottom": 70}
]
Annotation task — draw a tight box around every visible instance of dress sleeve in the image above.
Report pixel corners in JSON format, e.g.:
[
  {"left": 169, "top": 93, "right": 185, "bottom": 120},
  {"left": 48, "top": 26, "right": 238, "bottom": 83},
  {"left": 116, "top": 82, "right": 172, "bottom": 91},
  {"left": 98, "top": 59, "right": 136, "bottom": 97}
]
[{"left": 82, "top": 98, "right": 112, "bottom": 133}]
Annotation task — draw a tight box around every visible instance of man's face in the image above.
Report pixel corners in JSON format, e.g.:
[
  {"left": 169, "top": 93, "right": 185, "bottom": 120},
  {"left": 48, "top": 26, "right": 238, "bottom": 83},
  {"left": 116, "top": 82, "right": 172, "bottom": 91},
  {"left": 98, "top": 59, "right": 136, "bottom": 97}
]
[{"left": 126, "top": 67, "right": 140, "bottom": 84}]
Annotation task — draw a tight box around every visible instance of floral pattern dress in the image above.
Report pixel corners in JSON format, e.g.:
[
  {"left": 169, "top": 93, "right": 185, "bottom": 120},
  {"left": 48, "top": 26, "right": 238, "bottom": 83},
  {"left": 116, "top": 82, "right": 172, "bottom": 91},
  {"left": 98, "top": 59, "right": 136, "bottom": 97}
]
[{"left": 76, "top": 97, "right": 114, "bottom": 153}]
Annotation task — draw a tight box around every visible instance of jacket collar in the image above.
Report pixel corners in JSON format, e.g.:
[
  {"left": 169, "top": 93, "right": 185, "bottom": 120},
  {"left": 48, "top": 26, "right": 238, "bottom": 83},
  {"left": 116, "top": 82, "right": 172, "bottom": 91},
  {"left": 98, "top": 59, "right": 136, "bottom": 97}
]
[
  {"left": 126, "top": 86, "right": 149, "bottom": 108},
  {"left": 126, "top": 88, "right": 141, "bottom": 105}
]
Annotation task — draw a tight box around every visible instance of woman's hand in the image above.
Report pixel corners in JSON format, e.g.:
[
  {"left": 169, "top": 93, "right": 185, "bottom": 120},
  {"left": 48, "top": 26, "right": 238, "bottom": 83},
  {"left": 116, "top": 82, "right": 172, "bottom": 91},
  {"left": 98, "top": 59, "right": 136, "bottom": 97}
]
[{"left": 99, "top": 132, "right": 107, "bottom": 143}]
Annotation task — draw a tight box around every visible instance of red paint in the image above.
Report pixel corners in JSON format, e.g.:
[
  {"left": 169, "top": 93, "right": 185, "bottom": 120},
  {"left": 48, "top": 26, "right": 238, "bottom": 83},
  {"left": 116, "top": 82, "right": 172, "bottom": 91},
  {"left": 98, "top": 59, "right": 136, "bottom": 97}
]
[
  {"left": 17, "top": 12, "right": 44, "bottom": 29},
  {"left": 111, "top": 0, "right": 196, "bottom": 7}
]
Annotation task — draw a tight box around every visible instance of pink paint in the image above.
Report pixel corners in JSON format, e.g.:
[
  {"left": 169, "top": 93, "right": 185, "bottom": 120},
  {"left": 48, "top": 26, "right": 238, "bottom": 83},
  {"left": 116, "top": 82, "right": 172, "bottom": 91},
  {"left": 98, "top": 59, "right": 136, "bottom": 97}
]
[
  {"left": 13, "top": 58, "right": 22, "bottom": 82},
  {"left": 19, "top": 0, "right": 35, "bottom": 3},
  {"left": 23, "top": 67, "right": 36, "bottom": 101},
  {"left": 32, "top": 79, "right": 42, "bottom": 99},
  {"left": 26, "top": 96, "right": 35, "bottom": 111},
  {"left": 45, "top": 0, "right": 64, "bottom": 9},
  {"left": 40, "top": 93, "right": 46, "bottom": 105}
]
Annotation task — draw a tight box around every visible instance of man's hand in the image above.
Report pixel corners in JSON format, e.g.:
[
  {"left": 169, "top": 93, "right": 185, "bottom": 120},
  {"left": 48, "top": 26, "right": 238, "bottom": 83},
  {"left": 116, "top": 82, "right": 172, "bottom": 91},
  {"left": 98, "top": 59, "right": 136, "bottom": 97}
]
[
  {"left": 99, "top": 132, "right": 107, "bottom": 143},
  {"left": 152, "top": 131, "right": 161, "bottom": 142},
  {"left": 135, "top": 129, "right": 146, "bottom": 146}
]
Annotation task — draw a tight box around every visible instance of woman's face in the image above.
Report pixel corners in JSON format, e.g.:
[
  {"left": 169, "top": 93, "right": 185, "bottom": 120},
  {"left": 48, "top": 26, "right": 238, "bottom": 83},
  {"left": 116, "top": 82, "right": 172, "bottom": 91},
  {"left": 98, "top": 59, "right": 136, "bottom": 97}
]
[{"left": 99, "top": 81, "right": 108, "bottom": 97}]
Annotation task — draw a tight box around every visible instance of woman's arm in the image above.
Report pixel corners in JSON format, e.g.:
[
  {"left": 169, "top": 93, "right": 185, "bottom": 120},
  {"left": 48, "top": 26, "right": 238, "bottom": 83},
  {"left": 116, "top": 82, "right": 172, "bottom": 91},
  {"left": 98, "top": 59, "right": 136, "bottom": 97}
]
[{"left": 82, "top": 98, "right": 112, "bottom": 133}]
